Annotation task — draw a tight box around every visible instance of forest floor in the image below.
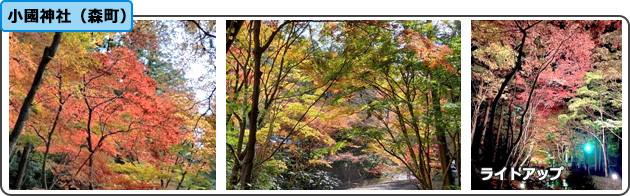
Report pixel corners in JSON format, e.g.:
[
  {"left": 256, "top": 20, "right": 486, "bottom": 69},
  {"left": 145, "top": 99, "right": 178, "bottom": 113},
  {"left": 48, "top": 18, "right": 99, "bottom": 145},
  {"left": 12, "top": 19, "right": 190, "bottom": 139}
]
[
  {"left": 565, "top": 168, "right": 622, "bottom": 190},
  {"left": 345, "top": 172, "right": 418, "bottom": 190},
  {"left": 591, "top": 176, "right": 622, "bottom": 190}
]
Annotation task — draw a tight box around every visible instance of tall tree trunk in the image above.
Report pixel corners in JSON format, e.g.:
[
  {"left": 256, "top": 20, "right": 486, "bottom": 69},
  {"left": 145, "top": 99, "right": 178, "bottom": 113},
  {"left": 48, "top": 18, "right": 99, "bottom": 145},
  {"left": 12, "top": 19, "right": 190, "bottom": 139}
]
[
  {"left": 85, "top": 103, "right": 95, "bottom": 190},
  {"left": 508, "top": 72, "right": 541, "bottom": 167},
  {"left": 477, "top": 104, "right": 491, "bottom": 156},
  {"left": 9, "top": 32, "right": 63, "bottom": 156},
  {"left": 42, "top": 77, "right": 66, "bottom": 189},
  {"left": 88, "top": 156, "right": 94, "bottom": 190},
  {"left": 601, "top": 115, "right": 608, "bottom": 176},
  {"left": 236, "top": 20, "right": 290, "bottom": 189},
  {"left": 229, "top": 116, "right": 247, "bottom": 187},
  {"left": 41, "top": 143, "right": 51, "bottom": 189},
  {"left": 504, "top": 107, "right": 513, "bottom": 166},
  {"left": 176, "top": 171, "right": 188, "bottom": 190},
  {"left": 432, "top": 88, "right": 454, "bottom": 188},
  {"left": 14, "top": 143, "right": 33, "bottom": 190},
  {"left": 228, "top": 117, "right": 247, "bottom": 187},
  {"left": 602, "top": 139, "right": 608, "bottom": 176},
  {"left": 240, "top": 21, "right": 263, "bottom": 190},
  {"left": 472, "top": 27, "right": 527, "bottom": 165},
  {"left": 599, "top": 101, "right": 609, "bottom": 177},
  {"left": 492, "top": 104, "right": 504, "bottom": 164},
  {"left": 471, "top": 84, "right": 485, "bottom": 141},
  {"left": 595, "top": 144, "right": 600, "bottom": 172},
  {"left": 228, "top": 162, "right": 241, "bottom": 187}
]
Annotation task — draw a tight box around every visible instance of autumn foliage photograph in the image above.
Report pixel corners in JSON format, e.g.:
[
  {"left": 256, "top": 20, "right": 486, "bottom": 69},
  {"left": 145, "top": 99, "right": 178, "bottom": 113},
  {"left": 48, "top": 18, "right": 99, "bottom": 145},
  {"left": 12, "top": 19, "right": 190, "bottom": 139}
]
[
  {"left": 226, "top": 20, "right": 461, "bottom": 190},
  {"left": 471, "top": 20, "right": 622, "bottom": 190},
  {"left": 8, "top": 20, "right": 217, "bottom": 190}
]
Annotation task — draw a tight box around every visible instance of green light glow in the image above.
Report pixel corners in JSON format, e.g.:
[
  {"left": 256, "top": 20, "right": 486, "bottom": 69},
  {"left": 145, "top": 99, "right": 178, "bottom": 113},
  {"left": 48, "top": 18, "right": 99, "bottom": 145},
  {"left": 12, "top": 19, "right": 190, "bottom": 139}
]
[{"left": 584, "top": 144, "right": 593, "bottom": 153}]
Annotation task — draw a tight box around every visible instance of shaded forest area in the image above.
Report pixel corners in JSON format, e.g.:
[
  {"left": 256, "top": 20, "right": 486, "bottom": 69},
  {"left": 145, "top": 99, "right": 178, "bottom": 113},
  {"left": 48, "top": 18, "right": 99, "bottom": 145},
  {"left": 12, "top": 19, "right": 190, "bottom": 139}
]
[
  {"left": 8, "top": 20, "right": 217, "bottom": 190},
  {"left": 226, "top": 20, "right": 461, "bottom": 190},
  {"left": 471, "top": 20, "right": 622, "bottom": 190}
]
